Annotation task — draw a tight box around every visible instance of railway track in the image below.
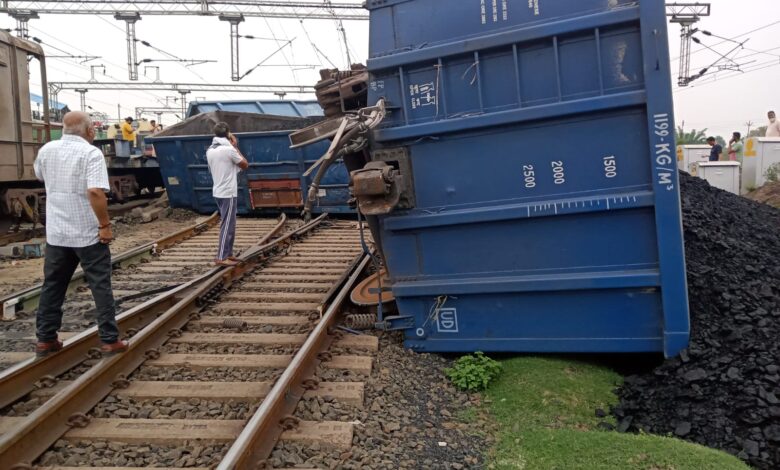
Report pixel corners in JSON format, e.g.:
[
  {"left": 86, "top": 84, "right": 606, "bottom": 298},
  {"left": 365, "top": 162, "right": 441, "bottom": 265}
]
[
  {"left": 0, "top": 214, "right": 286, "bottom": 371},
  {"left": 0, "top": 215, "right": 376, "bottom": 469}
]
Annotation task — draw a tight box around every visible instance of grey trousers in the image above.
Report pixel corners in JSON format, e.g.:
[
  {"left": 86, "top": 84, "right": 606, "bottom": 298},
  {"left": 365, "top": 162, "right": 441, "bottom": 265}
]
[
  {"left": 215, "top": 196, "right": 238, "bottom": 260},
  {"left": 37, "top": 242, "right": 119, "bottom": 344}
]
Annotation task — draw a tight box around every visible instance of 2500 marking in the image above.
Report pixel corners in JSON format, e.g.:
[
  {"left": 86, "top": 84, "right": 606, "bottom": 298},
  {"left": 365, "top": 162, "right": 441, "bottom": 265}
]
[{"left": 523, "top": 165, "right": 536, "bottom": 188}]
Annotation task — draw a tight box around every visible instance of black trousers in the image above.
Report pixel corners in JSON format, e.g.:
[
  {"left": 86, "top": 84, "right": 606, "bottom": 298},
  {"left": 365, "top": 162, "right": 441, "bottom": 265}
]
[{"left": 37, "top": 242, "right": 119, "bottom": 344}]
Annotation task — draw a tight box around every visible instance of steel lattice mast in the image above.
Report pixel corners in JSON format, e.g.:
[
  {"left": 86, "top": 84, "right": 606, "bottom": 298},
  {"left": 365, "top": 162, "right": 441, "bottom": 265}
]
[{"left": 666, "top": 3, "right": 711, "bottom": 87}]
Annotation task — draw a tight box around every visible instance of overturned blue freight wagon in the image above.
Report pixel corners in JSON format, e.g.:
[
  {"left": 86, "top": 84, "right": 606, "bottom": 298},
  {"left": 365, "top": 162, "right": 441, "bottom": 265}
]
[
  {"left": 362, "top": 0, "right": 689, "bottom": 357},
  {"left": 148, "top": 106, "right": 352, "bottom": 215}
]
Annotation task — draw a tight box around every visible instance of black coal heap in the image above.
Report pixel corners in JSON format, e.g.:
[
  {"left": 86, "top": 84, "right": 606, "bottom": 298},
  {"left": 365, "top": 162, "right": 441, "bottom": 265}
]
[{"left": 614, "top": 173, "right": 780, "bottom": 469}]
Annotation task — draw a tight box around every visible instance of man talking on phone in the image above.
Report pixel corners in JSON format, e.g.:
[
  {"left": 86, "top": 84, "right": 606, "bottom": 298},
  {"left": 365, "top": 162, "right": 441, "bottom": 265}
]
[
  {"left": 33, "top": 111, "right": 128, "bottom": 357},
  {"left": 206, "top": 122, "right": 249, "bottom": 266}
]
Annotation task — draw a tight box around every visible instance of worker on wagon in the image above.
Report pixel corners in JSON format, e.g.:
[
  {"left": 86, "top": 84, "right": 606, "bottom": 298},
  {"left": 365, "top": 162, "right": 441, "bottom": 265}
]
[
  {"left": 707, "top": 137, "right": 722, "bottom": 162},
  {"left": 206, "top": 122, "right": 249, "bottom": 266},
  {"left": 149, "top": 120, "right": 162, "bottom": 133},
  {"left": 767, "top": 111, "right": 780, "bottom": 138},
  {"left": 728, "top": 132, "right": 743, "bottom": 163},
  {"left": 121, "top": 116, "right": 136, "bottom": 149},
  {"left": 33, "top": 111, "right": 128, "bottom": 357}
]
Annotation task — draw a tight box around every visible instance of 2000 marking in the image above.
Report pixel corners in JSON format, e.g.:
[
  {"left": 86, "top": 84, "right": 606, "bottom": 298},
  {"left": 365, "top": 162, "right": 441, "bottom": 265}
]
[{"left": 551, "top": 161, "right": 566, "bottom": 185}]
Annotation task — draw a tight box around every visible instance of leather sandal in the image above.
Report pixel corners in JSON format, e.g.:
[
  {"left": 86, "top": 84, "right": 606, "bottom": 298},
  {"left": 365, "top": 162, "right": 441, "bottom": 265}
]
[{"left": 100, "top": 340, "right": 129, "bottom": 356}]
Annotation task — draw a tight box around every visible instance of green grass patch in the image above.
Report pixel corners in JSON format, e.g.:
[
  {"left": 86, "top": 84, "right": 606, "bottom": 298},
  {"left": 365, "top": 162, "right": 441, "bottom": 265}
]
[
  {"left": 457, "top": 406, "right": 479, "bottom": 425},
  {"left": 485, "top": 357, "right": 749, "bottom": 470}
]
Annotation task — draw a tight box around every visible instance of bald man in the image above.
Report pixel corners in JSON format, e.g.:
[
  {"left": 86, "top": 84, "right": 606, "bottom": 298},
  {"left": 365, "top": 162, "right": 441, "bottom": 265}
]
[{"left": 33, "top": 111, "right": 128, "bottom": 357}]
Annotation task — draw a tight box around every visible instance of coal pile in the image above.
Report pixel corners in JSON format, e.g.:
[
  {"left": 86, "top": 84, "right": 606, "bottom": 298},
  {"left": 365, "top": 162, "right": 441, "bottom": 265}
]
[
  {"left": 613, "top": 173, "right": 780, "bottom": 469},
  {"left": 153, "top": 111, "right": 323, "bottom": 137}
]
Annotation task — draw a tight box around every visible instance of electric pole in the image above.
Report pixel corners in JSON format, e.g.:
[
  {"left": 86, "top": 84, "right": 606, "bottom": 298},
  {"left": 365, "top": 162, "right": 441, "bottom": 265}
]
[{"left": 666, "top": 3, "right": 712, "bottom": 87}]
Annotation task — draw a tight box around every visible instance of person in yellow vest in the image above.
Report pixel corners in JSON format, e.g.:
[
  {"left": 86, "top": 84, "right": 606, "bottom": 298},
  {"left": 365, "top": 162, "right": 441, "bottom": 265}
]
[{"left": 120, "top": 117, "right": 136, "bottom": 151}]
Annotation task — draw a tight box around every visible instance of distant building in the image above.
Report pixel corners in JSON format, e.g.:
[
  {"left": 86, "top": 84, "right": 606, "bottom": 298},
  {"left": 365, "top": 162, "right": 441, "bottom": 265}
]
[{"left": 30, "top": 93, "right": 70, "bottom": 122}]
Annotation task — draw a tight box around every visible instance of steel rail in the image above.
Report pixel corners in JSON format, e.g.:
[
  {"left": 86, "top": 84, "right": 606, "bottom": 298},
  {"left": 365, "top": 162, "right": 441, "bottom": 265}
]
[
  {"left": 0, "top": 213, "right": 284, "bottom": 410},
  {"left": 0, "top": 227, "right": 45, "bottom": 247},
  {"left": 0, "top": 213, "right": 325, "bottom": 467},
  {"left": 219, "top": 252, "right": 370, "bottom": 469},
  {"left": 0, "top": 212, "right": 220, "bottom": 320}
]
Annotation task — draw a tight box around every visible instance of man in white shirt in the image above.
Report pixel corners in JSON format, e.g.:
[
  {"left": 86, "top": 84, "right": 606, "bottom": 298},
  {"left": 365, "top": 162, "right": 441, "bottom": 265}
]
[
  {"left": 766, "top": 111, "right": 780, "bottom": 137},
  {"left": 206, "top": 122, "right": 249, "bottom": 266},
  {"left": 33, "top": 111, "right": 128, "bottom": 357}
]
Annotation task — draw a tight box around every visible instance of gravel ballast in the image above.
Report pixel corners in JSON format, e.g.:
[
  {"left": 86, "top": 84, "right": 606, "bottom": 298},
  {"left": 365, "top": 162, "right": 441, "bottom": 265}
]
[{"left": 270, "top": 332, "right": 488, "bottom": 470}]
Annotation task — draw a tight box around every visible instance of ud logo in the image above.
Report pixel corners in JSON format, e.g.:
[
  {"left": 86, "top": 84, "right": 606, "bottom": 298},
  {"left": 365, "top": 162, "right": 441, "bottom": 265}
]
[{"left": 436, "top": 308, "right": 459, "bottom": 333}]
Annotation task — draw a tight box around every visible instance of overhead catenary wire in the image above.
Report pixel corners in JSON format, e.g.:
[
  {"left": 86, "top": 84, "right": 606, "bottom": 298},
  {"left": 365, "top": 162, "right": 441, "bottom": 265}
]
[
  {"left": 29, "top": 36, "right": 99, "bottom": 63},
  {"left": 671, "top": 18, "right": 780, "bottom": 64},
  {"left": 239, "top": 38, "right": 296, "bottom": 80},
  {"left": 324, "top": 0, "right": 356, "bottom": 67},
  {"left": 27, "top": 35, "right": 175, "bottom": 114},
  {"left": 674, "top": 58, "right": 780, "bottom": 93},
  {"left": 685, "top": 35, "right": 748, "bottom": 82},
  {"left": 688, "top": 45, "right": 780, "bottom": 74},
  {"left": 95, "top": 15, "right": 217, "bottom": 89},
  {"left": 30, "top": 24, "right": 133, "bottom": 75},
  {"left": 260, "top": 16, "right": 300, "bottom": 86},
  {"left": 28, "top": 31, "right": 167, "bottom": 103},
  {"left": 299, "top": 20, "right": 337, "bottom": 68}
]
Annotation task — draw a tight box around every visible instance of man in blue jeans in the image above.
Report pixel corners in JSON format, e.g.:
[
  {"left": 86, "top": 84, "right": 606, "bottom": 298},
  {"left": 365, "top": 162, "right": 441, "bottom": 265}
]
[
  {"left": 34, "top": 111, "right": 128, "bottom": 357},
  {"left": 206, "top": 122, "right": 249, "bottom": 266}
]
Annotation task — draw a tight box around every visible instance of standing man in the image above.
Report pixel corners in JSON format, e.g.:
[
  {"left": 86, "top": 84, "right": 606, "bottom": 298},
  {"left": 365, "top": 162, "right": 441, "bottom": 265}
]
[
  {"left": 767, "top": 111, "right": 780, "bottom": 137},
  {"left": 121, "top": 117, "right": 136, "bottom": 150},
  {"left": 206, "top": 122, "right": 249, "bottom": 266},
  {"left": 33, "top": 111, "right": 128, "bottom": 357},
  {"left": 728, "top": 132, "right": 744, "bottom": 163},
  {"left": 149, "top": 120, "right": 162, "bottom": 133},
  {"left": 707, "top": 137, "right": 722, "bottom": 162}
]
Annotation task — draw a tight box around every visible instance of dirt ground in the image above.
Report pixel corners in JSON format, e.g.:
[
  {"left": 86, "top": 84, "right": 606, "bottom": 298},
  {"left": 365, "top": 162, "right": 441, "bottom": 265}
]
[
  {"left": 0, "top": 213, "right": 200, "bottom": 297},
  {"left": 745, "top": 181, "right": 780, "bottom": 208}
]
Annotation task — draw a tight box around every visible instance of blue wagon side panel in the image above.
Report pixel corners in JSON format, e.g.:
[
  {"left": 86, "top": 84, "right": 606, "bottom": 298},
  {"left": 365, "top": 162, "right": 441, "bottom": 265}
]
[{"left": 366, "top": 0, "right": 689, "bottom": 356}]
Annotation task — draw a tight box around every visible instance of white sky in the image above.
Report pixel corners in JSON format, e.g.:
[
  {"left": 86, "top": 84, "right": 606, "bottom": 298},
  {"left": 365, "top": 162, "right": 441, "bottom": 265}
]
[{"left": 1, "top": 0, "right": 778, "bottom": 136}]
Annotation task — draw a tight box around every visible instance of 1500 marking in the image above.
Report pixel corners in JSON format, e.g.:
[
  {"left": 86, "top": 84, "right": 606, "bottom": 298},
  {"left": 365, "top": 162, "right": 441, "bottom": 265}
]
[{"left": 603, "top": 156, "right": 617, "bottom": 178}]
